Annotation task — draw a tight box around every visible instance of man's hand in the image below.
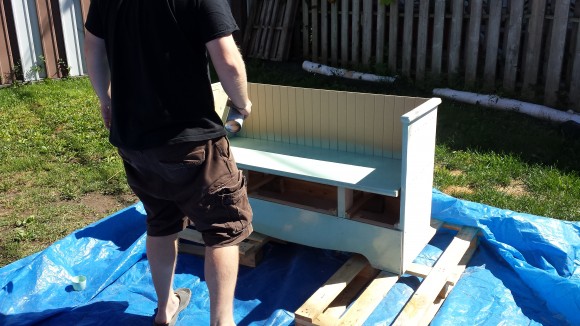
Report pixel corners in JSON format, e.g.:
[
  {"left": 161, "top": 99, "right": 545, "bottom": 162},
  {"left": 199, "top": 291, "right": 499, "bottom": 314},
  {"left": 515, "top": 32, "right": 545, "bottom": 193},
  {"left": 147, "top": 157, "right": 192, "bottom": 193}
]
[{"left": 100, "top": 100, "right": 112, "bottom": 130}]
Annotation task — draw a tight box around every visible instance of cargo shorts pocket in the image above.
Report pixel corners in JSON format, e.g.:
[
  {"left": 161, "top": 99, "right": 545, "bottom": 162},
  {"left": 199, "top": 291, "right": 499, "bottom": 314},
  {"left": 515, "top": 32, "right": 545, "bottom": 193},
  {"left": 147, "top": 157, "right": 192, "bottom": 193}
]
[{"left": 201, "top": 170, "right": 252, "bottom": 234}]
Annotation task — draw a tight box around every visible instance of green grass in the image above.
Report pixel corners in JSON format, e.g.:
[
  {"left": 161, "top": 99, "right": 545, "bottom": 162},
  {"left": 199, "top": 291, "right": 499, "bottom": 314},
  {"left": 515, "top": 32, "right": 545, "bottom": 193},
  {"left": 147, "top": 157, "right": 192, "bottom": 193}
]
[{"left": 0, "top": 61, "right": 579, "bottom": 267}]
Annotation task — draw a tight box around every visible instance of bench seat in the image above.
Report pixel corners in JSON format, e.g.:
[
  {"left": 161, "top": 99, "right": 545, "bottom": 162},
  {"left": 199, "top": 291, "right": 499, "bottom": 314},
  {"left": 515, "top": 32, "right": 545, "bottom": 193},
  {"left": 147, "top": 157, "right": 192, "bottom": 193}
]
[{"left": 230, "top": 137, "right": 402, "bottom": 197}]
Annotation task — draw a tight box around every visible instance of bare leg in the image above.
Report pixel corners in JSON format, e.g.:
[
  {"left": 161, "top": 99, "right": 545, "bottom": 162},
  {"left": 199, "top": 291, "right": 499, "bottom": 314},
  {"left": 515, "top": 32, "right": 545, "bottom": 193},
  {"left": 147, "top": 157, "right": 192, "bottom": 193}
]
[
  {"left": 147, "top": 234, "right": 180, "bottom": 324},
  {"left": 205, "top": 245, "right": 239, "bottom": 326}
]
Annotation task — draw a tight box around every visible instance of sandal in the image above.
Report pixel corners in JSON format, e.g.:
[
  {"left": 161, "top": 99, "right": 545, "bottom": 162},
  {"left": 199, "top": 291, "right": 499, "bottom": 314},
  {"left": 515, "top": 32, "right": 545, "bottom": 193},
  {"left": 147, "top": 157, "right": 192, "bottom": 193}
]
[{"left": 152, "top": 288, "right": 192, "bottom": 326}]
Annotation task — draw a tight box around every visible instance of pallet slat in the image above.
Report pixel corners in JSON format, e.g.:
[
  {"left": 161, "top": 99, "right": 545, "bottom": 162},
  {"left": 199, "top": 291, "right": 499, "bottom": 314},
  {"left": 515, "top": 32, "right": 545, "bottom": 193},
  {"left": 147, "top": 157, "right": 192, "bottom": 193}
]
[{"left": 295, "top": 222, "right": 480, "bottom": 326}]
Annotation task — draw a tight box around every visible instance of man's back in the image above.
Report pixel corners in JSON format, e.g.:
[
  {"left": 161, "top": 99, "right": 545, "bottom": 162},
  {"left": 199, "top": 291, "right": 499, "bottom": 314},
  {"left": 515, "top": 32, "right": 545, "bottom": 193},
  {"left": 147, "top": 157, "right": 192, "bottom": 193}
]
[{"left": 85, "top": 0, "right": 238, "bottom": 149}]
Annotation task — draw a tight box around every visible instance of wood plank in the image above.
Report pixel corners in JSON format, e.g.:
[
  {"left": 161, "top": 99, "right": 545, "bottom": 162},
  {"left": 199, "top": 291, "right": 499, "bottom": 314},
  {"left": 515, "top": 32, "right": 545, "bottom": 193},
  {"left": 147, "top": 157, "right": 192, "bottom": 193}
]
[
  {"left": 272, "top": 84, "right": 282, "bottom": 142},
  {"left": 331, "top": 1, "right": 338, "bottom": 66},
  {"left": 341, "top": 0, "right": 349, "bottom": 65},
  {"left": 483, "top": 0, "right": 503, "bottom": 88},
  {"left": 304, "top": 88, "right": 314, "bottom": 147},
  {"left": 257, "top": 84, "right": 268, "bottom": 140},
  {"left": 376, "top": 2, "right": 386, "bottom": 65},
  {"left": 388, "top": 1, "right": 398, "bottom": 72},
  {"left": 295, "top": 254, "right": 369, "bottom": 324},
  {"left": 355, "top": 93, "right": 366, "bottom": 154},
  {"left": 382, "top": 95, "right": 396, "bottom": 158},
  {"left": 402, "top": 0, "right": 414, "bottom": 76},
  {"left": 312, "top": 89, "right": 322, "bottom": 148},
  {"left": 362, "top": 0, "right": 373, "bottom": 66},
  {"left": 465, "top": 0, "right": 483, "bottom": 86},
  {"left": 351, "top": 0, "right": 360, "bottom": 64},
  {"left": 276, "top": 0, "right": 299, "bottom": 61},
  {"left": 503, "top": 0, "right": 525, "bottom": 92},
  {"left": 261, "top": 0, "right": 280, "bottom": 59},
  {"left": 431, "top": 0, "right": 445, "bottom": 77},
  {"left": 393, "top": 227, "right": 479, "bottom": 325},
  {"left": 346, "top": 92, "right": 357, "bottom": 153},
  {"left": 243, "top": 0, "right": 261, "bottom": 55},
  {"left": 337, "top": 270, "right": 399, "bottom": 326},
  {"left": 392, "top": 97, "right": 406, "bottom": 159},
  {"left": 0, "top": 0, "right": 14, "bottom": 83},
  {"left": 296, "top": 87, "right": 306, "bottom": 146},
  {"left": 288, "top": 86, "right": 298, "bottom": 144},
  {"left": 280, "top": 86, "right": 290, "bottom": 143},
  {"left": 544, "top": 0, "right": 571, "bottom": 106},
  {"left": 522, "top": 0, "right": 547, "bottom": 99},
  {"left": 415, "top": 0, "right": 429, "bottom": 81},
  {"left": 448, "top": 0, "right": 464, "bottom": 76}
]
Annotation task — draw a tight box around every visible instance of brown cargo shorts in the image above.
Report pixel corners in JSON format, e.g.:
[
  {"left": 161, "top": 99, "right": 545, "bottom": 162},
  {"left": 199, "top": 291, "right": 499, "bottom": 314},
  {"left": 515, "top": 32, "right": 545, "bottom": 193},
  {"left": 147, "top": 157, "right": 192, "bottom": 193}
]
[{"left": 117, "top": 136, "right": 253, "bottom": 247}]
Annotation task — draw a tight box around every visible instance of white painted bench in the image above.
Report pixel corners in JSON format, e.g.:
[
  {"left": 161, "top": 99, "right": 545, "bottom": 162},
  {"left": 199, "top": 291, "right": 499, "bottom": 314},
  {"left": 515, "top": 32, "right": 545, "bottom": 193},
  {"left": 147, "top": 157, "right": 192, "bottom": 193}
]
[{"left": 212, "top": 82, "right": 441, "bottom": 275}]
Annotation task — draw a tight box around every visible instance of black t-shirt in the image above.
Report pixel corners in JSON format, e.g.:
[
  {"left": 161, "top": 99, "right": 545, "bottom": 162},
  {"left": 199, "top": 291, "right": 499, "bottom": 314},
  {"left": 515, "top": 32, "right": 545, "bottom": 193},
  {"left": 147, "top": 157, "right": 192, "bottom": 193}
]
[{"left": 85, "top": 0, "right": 237, "bottom": 149}]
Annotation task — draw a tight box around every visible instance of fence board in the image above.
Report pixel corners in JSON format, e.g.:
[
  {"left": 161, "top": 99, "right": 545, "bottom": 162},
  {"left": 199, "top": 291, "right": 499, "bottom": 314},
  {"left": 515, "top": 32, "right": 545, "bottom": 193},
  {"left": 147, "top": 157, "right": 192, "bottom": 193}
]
[
  {"left": 302, "top": 0, "right": 309, "bottom": 57},
  {"left": 402, "top": 0, "right": 413, "bottom": 75},
  {"left": 376, "top": 2, "right": 385, "bottom": 65},
  {"left": 503, "top": 0, "right": 524, "bottom": 92},
  {"left": 35, "top": 0, "right": 62, "bottom": 79},
  {"left": 311, "top": 0, "right": 318, "bottom": 62},
  {"left": 352, "top": 0, "right": 360, "bottom": 64},
  {"left": 448, "top": 0, "right": 463, "bottom": 76},
  {"left": 483, "top": 0, "right": 503, "bottom": 88},
  {"left": 362, "top": 0, "right": 372, "bottom": 66},
  {"left": 388, "top": 2, "right": 398, "bottom": 72},
  {"left": 331, "top": 1, "right": 338, "bottom": 65},
  {"left": 320, "top": 0, "right": 327, "bottom": 64},
  {"left": 571, "top": 26, "right": 580, "bottom": 111},
  {"left": 465, "top": 0, "right": 483, "bottom": 86},
  {"left": 431, "top": 0, "right": 445, "bottom": 77},
  {"left": 545, "top": 0, "right": 571, "bottom": 106},
  {"left": 522, "top": 0, "right": 547, "bottom": 99},
  {"left": 416, "top": 0, "right": 429, "bottom": 81},
  {"left": 0, "top": 0, "right": 14, "bottom": 83},
  {"left": 341, "top": 0, "right": 348, "bottom": 64}
]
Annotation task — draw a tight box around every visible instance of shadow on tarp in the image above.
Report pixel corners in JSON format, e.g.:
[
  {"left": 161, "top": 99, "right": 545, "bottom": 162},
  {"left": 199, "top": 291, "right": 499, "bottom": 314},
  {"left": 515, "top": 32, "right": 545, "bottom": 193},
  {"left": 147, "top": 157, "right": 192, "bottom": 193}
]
[{"left": 1, "top": 301, "right": 151, "bottom": 326}]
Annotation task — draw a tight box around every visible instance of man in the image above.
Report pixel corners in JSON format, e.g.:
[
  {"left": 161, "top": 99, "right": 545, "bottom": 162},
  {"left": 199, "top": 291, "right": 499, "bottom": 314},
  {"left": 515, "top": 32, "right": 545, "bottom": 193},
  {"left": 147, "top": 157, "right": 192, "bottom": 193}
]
[{"left": 84, "top": 1, "right": 253, "bottom": 325}]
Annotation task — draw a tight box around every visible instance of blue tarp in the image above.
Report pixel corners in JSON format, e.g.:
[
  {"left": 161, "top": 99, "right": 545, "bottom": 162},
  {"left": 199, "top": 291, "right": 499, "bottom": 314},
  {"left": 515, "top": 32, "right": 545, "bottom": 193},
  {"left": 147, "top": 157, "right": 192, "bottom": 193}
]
[{"left": 1, "top": 189, "right": 579, "bottom": 325}]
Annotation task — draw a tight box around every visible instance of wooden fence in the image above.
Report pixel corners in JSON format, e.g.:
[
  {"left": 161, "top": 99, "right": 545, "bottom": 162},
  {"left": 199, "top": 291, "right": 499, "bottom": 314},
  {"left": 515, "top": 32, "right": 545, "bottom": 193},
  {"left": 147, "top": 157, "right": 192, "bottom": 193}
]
[{"left": 302, "top": 0, "right": 580, "bottom": 111}]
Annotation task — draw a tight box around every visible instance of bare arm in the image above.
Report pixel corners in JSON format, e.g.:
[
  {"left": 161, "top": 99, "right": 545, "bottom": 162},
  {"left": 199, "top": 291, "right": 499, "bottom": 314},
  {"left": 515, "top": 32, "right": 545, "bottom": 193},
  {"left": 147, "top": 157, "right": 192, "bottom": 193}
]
[
  {"left": 206, "top": 34, "right": 252, "bottom": 115},
  {"left": 84, "top": 30, "right": 112, "bottom": 129}
]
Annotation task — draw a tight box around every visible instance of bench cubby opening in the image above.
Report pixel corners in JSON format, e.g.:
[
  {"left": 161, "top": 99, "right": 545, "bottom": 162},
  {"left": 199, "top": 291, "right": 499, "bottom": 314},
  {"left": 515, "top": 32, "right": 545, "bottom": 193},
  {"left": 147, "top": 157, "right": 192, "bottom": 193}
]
[
  {"left": 346, "top": 191, "right": 401, "bottom": 229},
  {"left": 245, "top": 170, "right": 338, "bottom": 215}
]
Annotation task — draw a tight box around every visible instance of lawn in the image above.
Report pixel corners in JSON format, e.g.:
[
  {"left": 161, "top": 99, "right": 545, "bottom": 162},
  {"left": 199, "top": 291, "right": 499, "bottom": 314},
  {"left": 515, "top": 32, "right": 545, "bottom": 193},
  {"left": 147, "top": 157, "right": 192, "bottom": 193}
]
[{"left": 0, "top": 60, "right": 579, "bottom": 267}]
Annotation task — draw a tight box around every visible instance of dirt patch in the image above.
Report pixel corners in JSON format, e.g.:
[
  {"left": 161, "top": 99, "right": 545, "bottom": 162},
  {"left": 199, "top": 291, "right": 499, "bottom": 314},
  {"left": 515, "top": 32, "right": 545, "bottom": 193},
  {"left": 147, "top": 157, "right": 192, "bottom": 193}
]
[
  {"left": 449, "top": 170, "right": 464, "bottom": 177},
  {"left": 80, "top": 192, "right": 138, "bottom": 216},
  {"left": 497, "top": 180, "right": 528, "bottom": 197},
  {"left": 442, "top": 185, "right": 474, "bottom": 196}
]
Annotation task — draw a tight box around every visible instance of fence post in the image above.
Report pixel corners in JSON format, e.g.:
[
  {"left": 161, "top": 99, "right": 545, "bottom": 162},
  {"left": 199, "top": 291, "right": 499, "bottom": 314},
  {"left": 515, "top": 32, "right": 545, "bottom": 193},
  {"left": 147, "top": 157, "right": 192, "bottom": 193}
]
[{"left": 0, "top": 0, "right": 15, "bottom": 83}]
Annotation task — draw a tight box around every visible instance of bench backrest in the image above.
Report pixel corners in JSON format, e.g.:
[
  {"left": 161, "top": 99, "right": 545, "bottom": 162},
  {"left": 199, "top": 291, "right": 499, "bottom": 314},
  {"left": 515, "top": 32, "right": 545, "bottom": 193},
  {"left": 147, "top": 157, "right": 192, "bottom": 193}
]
[{"left": 213, "top": 83, "right": 428, "bottom": 159}]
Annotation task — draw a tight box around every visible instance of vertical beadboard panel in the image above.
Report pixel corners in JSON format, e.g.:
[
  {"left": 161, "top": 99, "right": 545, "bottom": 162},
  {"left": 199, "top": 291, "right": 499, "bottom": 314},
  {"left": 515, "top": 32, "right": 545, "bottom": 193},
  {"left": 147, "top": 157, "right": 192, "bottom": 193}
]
[
  {"left": 279, "top": 85, "right": 289, "bottom": 143},
  {"left": 372, "top": 94, "right": 385, "bottom": 157},
  {"left": 337, "top": 91, "right": 348, "bottom": 152},
  {"left": 320, "top": 89, "right": 331, "bottom": 150},
  {"left": 287, "top": 86, "right": 298, "bottom": 145},
  {"left": 382, "top": 95, "right": 396, "bottom": 159}
]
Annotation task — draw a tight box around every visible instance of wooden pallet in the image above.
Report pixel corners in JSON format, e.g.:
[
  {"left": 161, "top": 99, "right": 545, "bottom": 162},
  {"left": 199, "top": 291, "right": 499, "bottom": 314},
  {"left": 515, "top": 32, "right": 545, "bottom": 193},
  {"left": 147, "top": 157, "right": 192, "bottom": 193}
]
[
  {"left": 242, "top": 0, "right": 300, "bottom": 61},
  {"left": 295, "top": 221, "right": 479, "bottom": 326},
  {"left": 178, "top": 227, "right": 273, "bottom": 267}
]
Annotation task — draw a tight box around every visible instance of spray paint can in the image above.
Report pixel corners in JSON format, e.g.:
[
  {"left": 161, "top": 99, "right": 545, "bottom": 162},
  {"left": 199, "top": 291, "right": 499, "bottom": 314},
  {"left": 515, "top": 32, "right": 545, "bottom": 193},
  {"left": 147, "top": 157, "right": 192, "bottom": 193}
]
[{"left": 225, "top": 101, "right": 245, "bottom": 133}]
